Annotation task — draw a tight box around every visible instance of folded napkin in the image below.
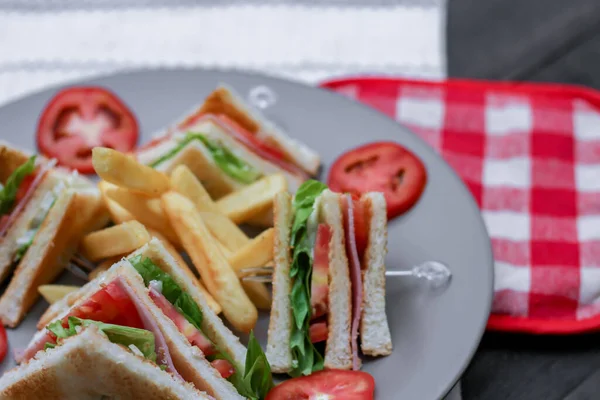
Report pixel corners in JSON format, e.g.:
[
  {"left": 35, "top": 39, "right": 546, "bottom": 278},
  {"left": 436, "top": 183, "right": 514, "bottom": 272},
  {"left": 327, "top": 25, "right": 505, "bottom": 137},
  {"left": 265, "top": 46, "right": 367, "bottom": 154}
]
[{"left": 321, "top": 77, "right": 600, "bottom": 334}]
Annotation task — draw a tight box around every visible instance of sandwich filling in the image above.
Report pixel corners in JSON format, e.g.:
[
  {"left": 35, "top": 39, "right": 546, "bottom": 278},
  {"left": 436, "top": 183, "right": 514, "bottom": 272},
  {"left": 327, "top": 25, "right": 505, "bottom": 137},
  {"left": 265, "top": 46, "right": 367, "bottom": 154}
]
[
  {"left": 139, "top": 114, "right": 308, "bottom": 180},
  {"left": 288, "top": 181, "right": 370, "bottom": 376},
  {"left": 21, "top": 276, "right": 181, "bottom": 379},
  {"left": 148, "top": 131, "right": 262, "bottom": 185},
  {"left": 128, "top": 255, "right": 274, "bottom": 399},
  {"left": 0, "top": 156, "right": 62, "bottom": 263}
]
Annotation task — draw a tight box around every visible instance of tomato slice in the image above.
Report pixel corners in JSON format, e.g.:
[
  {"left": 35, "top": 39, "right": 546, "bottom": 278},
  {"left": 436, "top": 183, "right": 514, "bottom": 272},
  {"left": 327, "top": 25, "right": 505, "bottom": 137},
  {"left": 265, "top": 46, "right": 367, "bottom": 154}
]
[
  {"left": 342, "top": 194, "right": 369, "bottom": 265},
  {"left": 211, "top": 359, "right": 236, "bottom": 379},
  {"left": 328, "top": 142, "right": 427, "bottom": 220},
  {"left": 36, "top": 86, "right": 139, "bottom": 174},
  {"left": 14, "top": 172, "right": 37, "bottom": 206},
  {"left": 311, "top": 224, "right": 332, "bottom": 320},
  {"left": 0, "top": 325, "right": 7, "bottom": 363},
  {"left": 68, "top": 281, "right": 144, "bottom": 329},
  {"left": 266, "top": 370, "right": 375, "bottom": 400},
  {"left": 309, "top": 321, "right": 328, "bottom": 344}
]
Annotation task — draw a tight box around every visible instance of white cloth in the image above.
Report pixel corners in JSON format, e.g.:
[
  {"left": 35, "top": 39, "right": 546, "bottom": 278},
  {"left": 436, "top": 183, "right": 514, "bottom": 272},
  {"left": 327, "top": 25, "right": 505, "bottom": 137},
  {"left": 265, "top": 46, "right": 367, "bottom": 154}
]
[
  {"left": 0, "top": 1, "right": 446, "bottom": 105},
  {"left": 0, "top": 1, "right": 459, "bottom": 398}
]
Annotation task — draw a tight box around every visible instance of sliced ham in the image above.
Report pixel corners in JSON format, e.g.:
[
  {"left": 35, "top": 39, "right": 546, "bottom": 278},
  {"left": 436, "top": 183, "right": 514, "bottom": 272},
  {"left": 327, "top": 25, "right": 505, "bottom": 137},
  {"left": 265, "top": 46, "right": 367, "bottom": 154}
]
[
  {"left": 116, "top": 278, "right": 181, "bottom": 379},
  {"left": 0, "top": 159, "right": 56, "bottom": 238},
  {"left": 343, "top": 194, "right": 363, "bottom": 371},
  {"left": 15, "top": 331, "right": 54, "bottom": 363}
]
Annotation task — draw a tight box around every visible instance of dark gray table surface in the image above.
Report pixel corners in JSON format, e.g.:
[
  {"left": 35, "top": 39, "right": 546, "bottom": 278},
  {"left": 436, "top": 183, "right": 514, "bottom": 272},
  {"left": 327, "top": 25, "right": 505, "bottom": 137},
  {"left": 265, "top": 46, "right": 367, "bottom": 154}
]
[{"left": 448, "top": 0, "right": 600, "bottom": 399}]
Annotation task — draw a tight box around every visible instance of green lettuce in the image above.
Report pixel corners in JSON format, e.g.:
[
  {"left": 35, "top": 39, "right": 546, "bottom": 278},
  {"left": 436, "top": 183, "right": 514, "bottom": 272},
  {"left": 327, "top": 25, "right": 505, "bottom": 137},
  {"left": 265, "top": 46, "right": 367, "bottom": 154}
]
[
  {"left": 0, "top": 156, "right": 36, "bottom": 215},
  {"left": 149, "top": 132, "right": 262, "bottom": 184},
  {"left": 128, "top": 255, "right": 203, "bottom": 331},
  {"left": 45, "top": 317, "right": 157, "bottom": 362},
  {"left": 225, "top": 331, "right": 274, "bottom": 400},
  {"left": 288, "top": 180, "right": 328, "bottom": 377}
]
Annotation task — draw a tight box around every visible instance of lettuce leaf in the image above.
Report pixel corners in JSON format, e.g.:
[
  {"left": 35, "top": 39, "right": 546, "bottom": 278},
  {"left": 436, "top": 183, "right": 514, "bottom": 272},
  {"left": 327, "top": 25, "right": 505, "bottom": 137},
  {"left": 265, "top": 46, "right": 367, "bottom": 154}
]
[
  {"left": 149, "top": 132, "right": 262, "bottom": 184},
  {"left": 221, "top": 331, "right": 274, "bottom": 400},
  {"left": 0, "top": 156, "right": 36, "bottom": 215},
  {"left": 288, "top": 180, "right": 327, "bottom": 377},
  {"left": 128, "top": 255, "right": 203, "bottom": 331},
  {"left": 46, "top": 317, "right": 157, "bottom": 362}
]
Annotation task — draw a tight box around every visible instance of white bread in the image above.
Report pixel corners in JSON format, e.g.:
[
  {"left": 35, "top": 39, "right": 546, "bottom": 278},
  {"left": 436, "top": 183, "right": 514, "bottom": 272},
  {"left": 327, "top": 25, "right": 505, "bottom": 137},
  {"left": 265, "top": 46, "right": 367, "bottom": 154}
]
[
  {"left": 200, "top": 84, "right": 320, "bottom": 176},
  {"left": 319, "top": 190, "right": 353, "bottom": 370},
  {"left": 265, "top": 192, "right": 294, "bottom": 373},
  {"left": 0, "top": 179, "right": 105, "bottom": 327},
  {"left": 0, "top": 325, "right": 210, "bottom": 400},
  {"left": 360, "top": 193, "right": 392, "bottom": 356}
]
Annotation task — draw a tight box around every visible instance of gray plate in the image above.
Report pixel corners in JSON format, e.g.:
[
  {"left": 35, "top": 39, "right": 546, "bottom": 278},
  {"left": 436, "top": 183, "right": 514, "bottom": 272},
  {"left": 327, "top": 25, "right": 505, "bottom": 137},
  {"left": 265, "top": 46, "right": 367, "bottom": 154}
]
[{"left": 0, "top": 69, "right": 493, "bottom": 400}]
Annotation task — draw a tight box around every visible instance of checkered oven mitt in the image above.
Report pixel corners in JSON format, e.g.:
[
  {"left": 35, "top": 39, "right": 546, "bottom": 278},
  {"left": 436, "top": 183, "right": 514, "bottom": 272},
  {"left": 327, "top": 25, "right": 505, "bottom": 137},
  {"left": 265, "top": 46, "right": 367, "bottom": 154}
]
[{"left": 320, "top": 77, "right": 600, "bottom": 334}]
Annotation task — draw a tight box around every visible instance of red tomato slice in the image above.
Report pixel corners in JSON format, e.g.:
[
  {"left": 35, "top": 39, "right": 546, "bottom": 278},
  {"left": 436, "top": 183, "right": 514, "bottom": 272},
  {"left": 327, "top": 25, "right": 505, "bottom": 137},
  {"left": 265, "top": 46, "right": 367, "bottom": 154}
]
[
  {"left": 68, "top": 281, "right": 144, "bottom": 329},
  {"left": 328, "top": 142, "right": 427, "bottom": 220},
  {"left": 211, "top": 359, "right": 235, "bottom": 379},
  {"left": 0, "top": 325, "right": 7, "bottom": 363},
  {"left": 14, "top": 172, "right": 37, "bottom": 206},
  {"left": 266, "top": 370, "right": 375, "bottom": 400},
  {"left": 309, "top": 321, "right": 328, "bottom": 344},
  {"left": 311, "top": 224, "right": 332, "bottom": 320},
  {"left": 36, "top": 86, "right": 139, "bottom": 174}
]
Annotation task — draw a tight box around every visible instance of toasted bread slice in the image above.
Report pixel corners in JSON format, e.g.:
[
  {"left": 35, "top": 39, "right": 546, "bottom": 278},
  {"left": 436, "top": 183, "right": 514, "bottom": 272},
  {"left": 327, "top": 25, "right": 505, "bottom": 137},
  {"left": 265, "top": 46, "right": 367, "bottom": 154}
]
[
  {"left": 265, "top": 192, "right": 294, "bottom": 373},
  {"left": 319, "top": 190, "right": 353, "bottom": 370},
  {"left": 360, "top": 192, "right": 392, "bottom": 356},
  {"left": 0, "top": 325, "right": 209, "bottom": 400}
]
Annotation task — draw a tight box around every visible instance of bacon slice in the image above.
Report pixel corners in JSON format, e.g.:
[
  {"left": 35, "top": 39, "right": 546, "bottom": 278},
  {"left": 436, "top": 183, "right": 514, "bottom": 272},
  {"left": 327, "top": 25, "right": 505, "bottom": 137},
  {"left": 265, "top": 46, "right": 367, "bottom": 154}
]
[
  {"left": 343, "top": 194, "right": 363, "bottom": 371},
  {"left": 310, "top": 224, "right": 332, "bottom": 320},
  {"left": 148, "top": 286, "right": 235, "bottom": 379},
  {"left": 0, "top": 159, "right": 56, "bottom": 238}
]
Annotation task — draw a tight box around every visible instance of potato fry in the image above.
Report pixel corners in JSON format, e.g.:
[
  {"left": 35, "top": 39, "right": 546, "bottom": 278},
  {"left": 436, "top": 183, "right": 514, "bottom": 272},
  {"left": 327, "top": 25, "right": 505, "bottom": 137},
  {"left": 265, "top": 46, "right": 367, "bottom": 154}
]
[
  {"left": 80, "top": 221, "right": 151, "bottom": 262},
  {"left": 147, "top": 229, "right": 221, "bottom": 315},
  {"left": 38, "top": 285, "right": 80, "bottom": 304},
  {"left": 105, "top": 185, "right": 181, "bottom": 248},
  {"left": 227, "top": 228, "right": 274, "bottom": 310},
  {"left": 92, "top": 147, "right": 170, "bottom": 196},
  {"left": 171, "top": 165, "right": 249, "bottom": 251},
  {"left": 162, "top": 191, "right": 257, "bottom": 332},
  {"left": 216, "top": 174, "right": 287, "bottom": 224},
  {"left": 170, "top": 165, "right": 219, "bottom": 213},
  {"left": 98, "top": 181, "right": 135, "bottom": 224},
  {"left": 199, "top": 212, "right": 249, "bottom": 252}
]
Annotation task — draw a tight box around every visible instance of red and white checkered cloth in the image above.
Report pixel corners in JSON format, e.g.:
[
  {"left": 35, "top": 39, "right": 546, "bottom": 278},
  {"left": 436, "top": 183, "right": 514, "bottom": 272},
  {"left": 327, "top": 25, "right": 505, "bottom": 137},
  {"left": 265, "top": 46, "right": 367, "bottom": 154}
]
[{"left": 321, "top": 77, "right": 600, "bottom": 334}]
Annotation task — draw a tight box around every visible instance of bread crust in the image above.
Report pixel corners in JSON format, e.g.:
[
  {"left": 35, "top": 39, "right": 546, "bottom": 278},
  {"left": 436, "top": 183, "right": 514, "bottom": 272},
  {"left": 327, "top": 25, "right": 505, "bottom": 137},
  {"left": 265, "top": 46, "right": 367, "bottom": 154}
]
[
  {"left": 359, "top": 193, "right": 392, "bottom": 356},
  {"left": 319, "top": 191, "right": 353, "bottom": 370},
  {"left": 265, "top": 192, "right": 294, "bottom": 373}
]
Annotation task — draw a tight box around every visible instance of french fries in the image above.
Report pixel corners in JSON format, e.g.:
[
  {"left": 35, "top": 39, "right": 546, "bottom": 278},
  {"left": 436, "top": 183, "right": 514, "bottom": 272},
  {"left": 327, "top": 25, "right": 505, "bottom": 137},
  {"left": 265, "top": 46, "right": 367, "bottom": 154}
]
[
  {"left": 148, "top": 229, "right": 221, "bottom": 315},
  {"left": 92, "top": 147, "right": 170, "bottom": 196},
  {"left": 105, "top": 185, "right": 181, "bottom": 248},
  {"left": 170, "top": 165, "right": 219, "bottom": 214},
  {"left": 216, "top": 174, "right": 287, "bottom": 224},
  {"left": 170, "top": 166, "right": 249, "bottom": 251},
  {"left": 199, "top": 212, "right": 249, "bottom": 252},
  {"left": 162, "top": 191, "right": 257, "bottom": 333},
  {"left": 227, "top": 228, "right": 274, "bottom": 310},
  {"left": 38, "top": 285, "right": 80, "bottom": 304},
  {"left": 80, "top": 221, "right": 151, "bottom": 262},
  {"left": 98, "top": 181, "right": 135, "bottom": 224}
]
